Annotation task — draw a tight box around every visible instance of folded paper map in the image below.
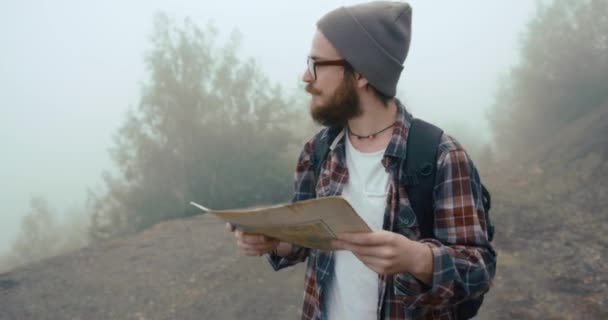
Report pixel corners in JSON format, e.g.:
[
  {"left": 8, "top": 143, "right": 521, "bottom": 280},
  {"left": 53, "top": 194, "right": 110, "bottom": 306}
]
[{"left": 190, "top": 196, "right": 372, "bottom": 251}]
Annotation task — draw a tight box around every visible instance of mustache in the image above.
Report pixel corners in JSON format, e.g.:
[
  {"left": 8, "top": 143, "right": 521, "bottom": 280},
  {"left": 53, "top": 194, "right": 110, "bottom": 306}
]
[{"left": 305, "top": 84, "right": 321, "bottom": 95}]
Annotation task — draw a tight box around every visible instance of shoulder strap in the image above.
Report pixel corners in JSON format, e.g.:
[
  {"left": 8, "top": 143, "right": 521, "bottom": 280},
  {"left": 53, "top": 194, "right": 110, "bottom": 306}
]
[
  {"left": 405, "top": 119, "right": 444, "bottom": 239},
  {"left": 481, "top": 184, "right": 494, "bottom": 242}
]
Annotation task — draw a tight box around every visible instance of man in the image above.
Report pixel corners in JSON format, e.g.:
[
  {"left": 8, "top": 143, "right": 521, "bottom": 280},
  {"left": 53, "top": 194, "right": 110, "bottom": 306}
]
[{"left": 227, "top": 1, "right": 496, "bottom": 319}]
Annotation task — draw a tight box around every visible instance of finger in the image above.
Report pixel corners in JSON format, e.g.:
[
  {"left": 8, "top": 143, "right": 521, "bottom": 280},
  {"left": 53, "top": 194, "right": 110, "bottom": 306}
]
[
  {"left": 352, "top": 255, "right": 390, "bottom": 274},
  {"left": 241, "top": 244, "right": 273, "bottom": 256},
  {"left": 350, "top": 245, "right": 387, "bottom": 258},
  {"left": 235, "top": 230, "right": 264, "bottom": 243},
  {"left": 332, "top": 240, "right": 368, "bottom": 252},
  {"left": 332, "top": 240, "right": 386, "bottom": 257},
  {"left": 357, "top": 246, "right": 397, "bottom": 259},
  {"left": 331, "top": 240, "right": 348, "bottom": 251},
  {"left": 338, "top": 231, "right": 392, "bottom": 246},
  {"left": 264, "top": 237, "right": 280, "bottom": 247},
  {"left": 239, "top": 243, "right": 271, "bottom": 253},
  {"left": 240, "top": 234, "right": 269, "bottom": 245},
  {"left": 238, "top": 239, "right": 275, "bottom": 252},
  {"left": 238, "top": 241, "right": 257, "bottom": 253},
  {"left": 262, "top": 235, "right": 279, "bottom": 242},
  {"left": 241, "top": 248, "right": 263, "bottom": 256}
]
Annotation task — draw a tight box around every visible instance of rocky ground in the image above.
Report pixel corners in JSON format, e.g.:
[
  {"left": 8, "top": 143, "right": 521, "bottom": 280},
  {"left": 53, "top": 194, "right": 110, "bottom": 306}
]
[{"left": 1, "top": 194, "right": 606, "bottom": 320}]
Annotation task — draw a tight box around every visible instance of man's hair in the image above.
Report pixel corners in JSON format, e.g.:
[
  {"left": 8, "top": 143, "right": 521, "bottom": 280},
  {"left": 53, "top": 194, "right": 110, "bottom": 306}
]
[{"left": 343, "top": 66, "right": 393, "bottom": 107}]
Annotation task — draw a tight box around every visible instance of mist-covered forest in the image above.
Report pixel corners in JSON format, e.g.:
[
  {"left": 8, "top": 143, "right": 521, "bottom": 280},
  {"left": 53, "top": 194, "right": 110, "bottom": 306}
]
[{"left": 1, "top": 0, "right": 606, "bottom": 318}]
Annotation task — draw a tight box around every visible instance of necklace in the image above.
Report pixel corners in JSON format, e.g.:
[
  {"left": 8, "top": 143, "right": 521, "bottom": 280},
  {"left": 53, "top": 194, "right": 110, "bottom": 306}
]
[{"left": 347, "top": 122, "right": 396, "bottom": 140}]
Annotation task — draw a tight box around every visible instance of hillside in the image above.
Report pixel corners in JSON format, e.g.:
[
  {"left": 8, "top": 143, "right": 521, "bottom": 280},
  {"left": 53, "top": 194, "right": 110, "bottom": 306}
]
[
  {"left": 1, "top": 105, "right": 607, "bottom": 319},
  {"left": 0, "top": 214, "right": 304, "bottom": 320}
]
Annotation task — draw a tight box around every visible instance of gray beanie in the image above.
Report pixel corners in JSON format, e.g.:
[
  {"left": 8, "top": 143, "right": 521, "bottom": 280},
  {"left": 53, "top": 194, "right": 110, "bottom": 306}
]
[{"left": 317, "top": 1, "right": 412, "bottom": 97}]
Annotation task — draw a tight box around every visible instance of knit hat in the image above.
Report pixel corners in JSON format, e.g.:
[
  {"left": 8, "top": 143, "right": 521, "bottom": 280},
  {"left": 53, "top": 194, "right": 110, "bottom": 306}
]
[{"left": 317, "top": 1, "right": 412, "bottom": 97}]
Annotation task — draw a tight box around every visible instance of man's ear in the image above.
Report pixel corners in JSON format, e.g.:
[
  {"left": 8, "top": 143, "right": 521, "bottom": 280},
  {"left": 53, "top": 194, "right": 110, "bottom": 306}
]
[{"left": 355, "top": 73, "right": 369, "bottom": 89}]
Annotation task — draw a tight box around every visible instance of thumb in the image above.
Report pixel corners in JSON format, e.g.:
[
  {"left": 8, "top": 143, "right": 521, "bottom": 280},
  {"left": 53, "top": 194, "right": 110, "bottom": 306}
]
[{"left": 225, "top": 222, "right": 236, "bottom": 232}]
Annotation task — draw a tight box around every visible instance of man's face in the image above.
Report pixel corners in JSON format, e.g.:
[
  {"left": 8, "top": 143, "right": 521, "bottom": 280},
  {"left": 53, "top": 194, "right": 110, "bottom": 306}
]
[{"left": 302, "top": 30, "right": 362, "bottom": 127}]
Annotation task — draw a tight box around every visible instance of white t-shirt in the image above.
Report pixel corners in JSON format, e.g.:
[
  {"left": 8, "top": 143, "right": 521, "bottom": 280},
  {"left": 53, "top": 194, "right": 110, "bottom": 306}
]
[{"left": 326, "top": 134, "right": 390, "bottom": 320}]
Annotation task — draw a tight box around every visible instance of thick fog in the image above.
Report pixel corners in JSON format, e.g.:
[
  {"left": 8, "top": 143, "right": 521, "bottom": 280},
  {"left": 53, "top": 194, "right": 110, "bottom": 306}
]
[{"left": 0, "top": 0, "right": 537, "bottom": 254}]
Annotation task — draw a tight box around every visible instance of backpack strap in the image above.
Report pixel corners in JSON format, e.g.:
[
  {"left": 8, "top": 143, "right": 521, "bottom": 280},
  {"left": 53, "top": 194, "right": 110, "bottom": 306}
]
[
  {"left": 481, "top": 184, "right": 494, "bottom": 241},
  {"left": 406, "top": 120, "right": 493, "bottom": 320},
  {"left": 404, "top": 119, "right": 444, "bottom": 239}
]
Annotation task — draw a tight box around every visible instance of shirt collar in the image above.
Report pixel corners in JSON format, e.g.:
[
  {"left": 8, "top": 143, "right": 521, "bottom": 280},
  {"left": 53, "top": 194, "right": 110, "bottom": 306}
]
[
  {"left": 383, "top": 99, "right": 412, "bottom": 162},
  {"left": 323, "top": 99, "right": 413, "bottom": 169}
]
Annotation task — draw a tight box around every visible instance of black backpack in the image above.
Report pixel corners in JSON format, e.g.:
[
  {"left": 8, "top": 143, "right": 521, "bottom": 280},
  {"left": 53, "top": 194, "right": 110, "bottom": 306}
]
[{"left": 310, "top": 119, "right": 494, "bottom": 319}]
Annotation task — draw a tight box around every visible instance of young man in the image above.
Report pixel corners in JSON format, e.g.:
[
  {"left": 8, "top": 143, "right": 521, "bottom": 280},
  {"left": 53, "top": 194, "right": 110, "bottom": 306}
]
[{"left": 228, "top": 2, "right": 496, "bottom": 319}]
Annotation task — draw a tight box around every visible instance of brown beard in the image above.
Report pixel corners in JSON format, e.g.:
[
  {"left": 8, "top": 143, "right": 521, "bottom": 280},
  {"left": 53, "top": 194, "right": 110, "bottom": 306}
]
[{"left": 306, "top": 76, "right": 362, "bottom": 128}]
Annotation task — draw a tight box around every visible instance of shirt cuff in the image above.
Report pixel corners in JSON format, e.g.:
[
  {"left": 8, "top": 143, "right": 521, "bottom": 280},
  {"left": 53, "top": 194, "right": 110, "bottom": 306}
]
[
  {"left": 394, "top": 240, "right": 456, "bottom": 308},
  {"left": 266, "top": 243, "right": 308, "bottom": 271}
]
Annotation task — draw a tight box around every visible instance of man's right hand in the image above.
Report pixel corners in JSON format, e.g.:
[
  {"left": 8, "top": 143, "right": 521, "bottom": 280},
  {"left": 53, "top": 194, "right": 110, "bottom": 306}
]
[{"left": 225, "top": 223, "right": 280, "bottom": 256}]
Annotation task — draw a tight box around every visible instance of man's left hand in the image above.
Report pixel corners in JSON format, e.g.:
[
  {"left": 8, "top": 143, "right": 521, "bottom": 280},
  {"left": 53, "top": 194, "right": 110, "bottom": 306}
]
[{"left": 331, "top": 230, "right": 432, "bottom": 280}]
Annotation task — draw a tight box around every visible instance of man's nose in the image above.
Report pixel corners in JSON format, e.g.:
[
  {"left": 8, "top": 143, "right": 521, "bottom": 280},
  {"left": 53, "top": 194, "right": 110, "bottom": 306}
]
[{"left": 302, "top": 68, "right": 313, "bottom": 83}]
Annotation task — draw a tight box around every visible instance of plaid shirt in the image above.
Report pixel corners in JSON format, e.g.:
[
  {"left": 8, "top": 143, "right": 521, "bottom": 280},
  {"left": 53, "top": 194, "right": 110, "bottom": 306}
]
[{"left": 268, "top": 101, "right": 496, "bottom": 320}]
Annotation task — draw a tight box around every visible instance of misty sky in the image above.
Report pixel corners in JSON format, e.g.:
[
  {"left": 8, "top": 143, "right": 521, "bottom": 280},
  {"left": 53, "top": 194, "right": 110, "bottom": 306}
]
[{"left": 0, "top": 0, "right": 537, "bottom": 254}]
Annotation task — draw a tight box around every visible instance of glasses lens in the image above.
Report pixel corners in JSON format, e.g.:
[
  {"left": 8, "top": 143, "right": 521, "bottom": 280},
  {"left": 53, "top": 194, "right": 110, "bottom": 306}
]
[{"left": 307, "top": 57, "right": 316, "bottom": 80}]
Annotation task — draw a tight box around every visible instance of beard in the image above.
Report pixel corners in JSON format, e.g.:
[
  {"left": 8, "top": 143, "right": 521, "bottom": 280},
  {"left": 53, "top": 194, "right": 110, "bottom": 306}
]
[{"left": 306, "top": 77, "right": 362, "bottom": 128}]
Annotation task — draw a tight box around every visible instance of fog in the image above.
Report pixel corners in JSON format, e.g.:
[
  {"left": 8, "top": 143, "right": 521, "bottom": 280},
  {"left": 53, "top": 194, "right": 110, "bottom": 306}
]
[{"left": 0, "top": 0, "right": 537, "bottom": 254}]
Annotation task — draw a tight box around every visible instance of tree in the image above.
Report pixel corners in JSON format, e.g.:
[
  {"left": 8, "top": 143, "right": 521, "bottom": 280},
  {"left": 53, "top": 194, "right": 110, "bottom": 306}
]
[
  {"left": 489, "top": 0, "right": 608, "bottom": 156},
  {"left": 89, "top": 14, "right": 298, "bottom": 239},
  {"left": 10, "top": 197, "right": 58, "bottom": 265}
]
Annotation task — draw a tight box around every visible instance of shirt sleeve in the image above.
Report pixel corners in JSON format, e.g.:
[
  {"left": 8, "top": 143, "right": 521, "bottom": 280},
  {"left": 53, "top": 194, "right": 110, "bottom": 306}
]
[
  {"left": 394, "top": 135, "right": 497, "bottom": 308},
  {"left": 266, "top": 134, "right": 319, "bottom": 270},
  {"left": 267, "top": 243, "right": 311, "bottom": 271}
]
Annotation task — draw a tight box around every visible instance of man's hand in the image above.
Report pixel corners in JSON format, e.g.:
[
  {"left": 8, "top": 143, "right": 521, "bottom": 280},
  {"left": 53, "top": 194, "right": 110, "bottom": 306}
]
[
  {"left": 331, "top": 230, "right": 433, "bottom": 282},
  {"left": 226, "top": 223, "right": 280, "bottom": 256}
]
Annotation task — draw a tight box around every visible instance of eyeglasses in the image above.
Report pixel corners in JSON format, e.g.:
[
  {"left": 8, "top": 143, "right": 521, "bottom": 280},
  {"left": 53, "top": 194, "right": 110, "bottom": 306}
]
[{"left": 307, "top": 57, "right": 348, "bottom": 81}]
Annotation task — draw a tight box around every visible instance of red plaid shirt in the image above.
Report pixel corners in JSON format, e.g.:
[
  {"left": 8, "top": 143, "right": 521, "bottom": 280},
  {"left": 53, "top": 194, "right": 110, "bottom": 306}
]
[{"left": 268, "top": 101, "right": 496, "bottom": 319}]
